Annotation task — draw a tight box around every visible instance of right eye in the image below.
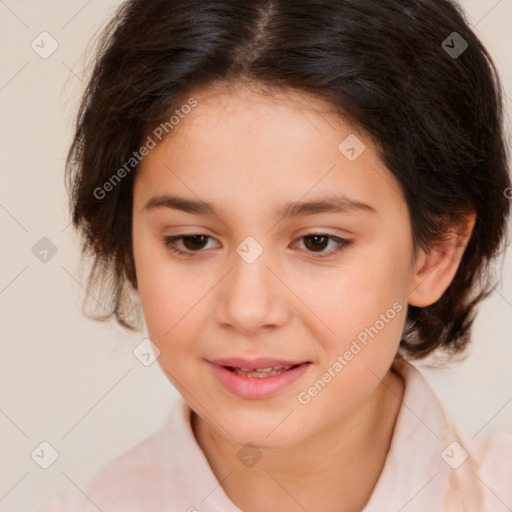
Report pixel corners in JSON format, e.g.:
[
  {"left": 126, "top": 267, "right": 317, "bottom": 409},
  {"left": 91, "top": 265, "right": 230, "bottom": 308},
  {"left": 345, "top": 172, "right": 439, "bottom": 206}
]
[{"left": 163, "top": 234, "right": 219, "bottom": 257}]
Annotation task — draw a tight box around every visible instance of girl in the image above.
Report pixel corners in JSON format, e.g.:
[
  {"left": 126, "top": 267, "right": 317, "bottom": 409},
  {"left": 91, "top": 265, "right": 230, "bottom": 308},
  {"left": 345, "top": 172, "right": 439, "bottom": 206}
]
[{"left": 40, "top": 0, "right": 511, "bottom": 510}]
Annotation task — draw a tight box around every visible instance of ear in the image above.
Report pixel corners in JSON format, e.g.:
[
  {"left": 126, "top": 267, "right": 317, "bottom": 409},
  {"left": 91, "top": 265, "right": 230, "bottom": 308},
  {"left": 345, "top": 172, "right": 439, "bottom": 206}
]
[{"left": 408, "top": 212, "right": 476, "bottom": 307}]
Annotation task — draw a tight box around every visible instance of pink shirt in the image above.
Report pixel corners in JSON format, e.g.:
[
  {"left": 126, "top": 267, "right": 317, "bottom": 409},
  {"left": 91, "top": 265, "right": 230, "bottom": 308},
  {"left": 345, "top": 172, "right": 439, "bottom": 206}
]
[{"left": 38, "top": 361, "right": 512, "bottom": 511}]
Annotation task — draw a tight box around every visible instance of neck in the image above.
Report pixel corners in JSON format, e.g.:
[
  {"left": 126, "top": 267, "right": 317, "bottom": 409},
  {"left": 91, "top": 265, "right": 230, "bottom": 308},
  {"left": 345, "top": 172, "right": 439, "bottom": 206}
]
[{"left": 191, "top": 367, "right": 404, "bottom": 512}]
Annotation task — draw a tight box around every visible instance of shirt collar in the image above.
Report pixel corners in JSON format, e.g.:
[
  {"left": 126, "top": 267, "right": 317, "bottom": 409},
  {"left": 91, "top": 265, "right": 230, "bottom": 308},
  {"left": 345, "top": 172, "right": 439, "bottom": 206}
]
[{"left": 362, "top": 358, "right": 452, "bottom": 511}]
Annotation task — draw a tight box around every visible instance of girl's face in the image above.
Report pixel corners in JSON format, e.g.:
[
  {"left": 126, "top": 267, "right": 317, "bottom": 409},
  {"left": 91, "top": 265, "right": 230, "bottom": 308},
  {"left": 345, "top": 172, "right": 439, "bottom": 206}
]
[{"left": 132, "top": 84, "right": 416, "bottom": 449}]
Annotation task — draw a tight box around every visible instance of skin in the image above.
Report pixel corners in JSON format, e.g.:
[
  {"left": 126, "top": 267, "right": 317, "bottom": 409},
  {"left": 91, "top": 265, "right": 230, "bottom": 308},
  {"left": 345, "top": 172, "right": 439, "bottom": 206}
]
[{"left": 132, "top": 82, "right": 475, "bottom": 512}]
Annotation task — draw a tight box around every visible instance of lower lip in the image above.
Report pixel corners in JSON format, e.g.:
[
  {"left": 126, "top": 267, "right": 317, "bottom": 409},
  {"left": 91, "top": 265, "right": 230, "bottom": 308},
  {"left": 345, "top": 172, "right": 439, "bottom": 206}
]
[{"left": 209, "top": 362, "right": 311, "bottom": 399}]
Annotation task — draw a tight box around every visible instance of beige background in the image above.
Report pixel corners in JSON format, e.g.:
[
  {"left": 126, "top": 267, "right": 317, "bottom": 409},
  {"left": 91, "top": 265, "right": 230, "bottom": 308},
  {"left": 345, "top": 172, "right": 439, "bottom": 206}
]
[{"left": 0, "top": 1, "right": 511, "bottom": 510}]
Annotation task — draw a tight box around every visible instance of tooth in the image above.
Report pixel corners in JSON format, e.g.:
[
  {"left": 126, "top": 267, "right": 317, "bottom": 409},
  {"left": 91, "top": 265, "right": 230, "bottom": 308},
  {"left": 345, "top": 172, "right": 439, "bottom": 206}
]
[
  {"left": 232, "top": 366, "right": 294, "bottom": 377},
  {"left": 233, "top": 365, "right": 294, "bottom": 373}
]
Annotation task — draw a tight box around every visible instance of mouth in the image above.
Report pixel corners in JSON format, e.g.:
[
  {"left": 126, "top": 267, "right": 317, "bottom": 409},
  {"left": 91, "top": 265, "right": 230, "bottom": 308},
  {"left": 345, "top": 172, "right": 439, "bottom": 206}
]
[
  {"left": 209, "top": 357, "right": 310, "bottom": 377},
  {"left": 208, "top": 358, "right": 312, "bottom": 399},
  {"left": 223, "top": 364, "right": 302, "bottom": 378}
]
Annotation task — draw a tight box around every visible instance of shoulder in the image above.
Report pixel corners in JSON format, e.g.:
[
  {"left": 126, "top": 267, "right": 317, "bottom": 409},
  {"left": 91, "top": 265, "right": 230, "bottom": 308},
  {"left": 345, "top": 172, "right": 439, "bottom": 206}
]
[
  {"left": 441, "top": 428, "right": 512, "bottom": 511},
  {"left": 477, "top": 429, "right": 512, "bottom": 511},
  {"left": 36, "top": 405, "right": 186, "bottom": 512},
  {"left": 372, "top": 359, "right": 512, "bottom": 511},
  {"left": 406, "top": 361, "right": 512, "bottom": 510}
]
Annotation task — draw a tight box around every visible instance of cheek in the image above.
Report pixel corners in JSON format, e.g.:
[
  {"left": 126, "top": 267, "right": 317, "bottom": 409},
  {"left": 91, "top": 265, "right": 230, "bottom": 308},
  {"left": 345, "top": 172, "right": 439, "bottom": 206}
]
[
  {"left": 301, "top": 248, "right": 408, "bottom": 371},
  {"left": 314, "top": 259, "right": 403, "bottom": 333},
  {"left": 133, "top": 232, "right": 189, "bottom": 338},
  {"left": 302, "top": 269, "right": 406, "bottom": 413},
  {"left": 137, "top": 270, "right": 193, "bottom": 340},
  {"left": 134, "top": 246, "right": 214, "bottom": 358}
]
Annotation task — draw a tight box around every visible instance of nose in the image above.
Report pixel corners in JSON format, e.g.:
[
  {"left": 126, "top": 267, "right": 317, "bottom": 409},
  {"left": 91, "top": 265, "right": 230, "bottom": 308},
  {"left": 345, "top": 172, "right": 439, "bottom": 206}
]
[{"left": 213, "top": 250, "right": 292, "bottom": 336}]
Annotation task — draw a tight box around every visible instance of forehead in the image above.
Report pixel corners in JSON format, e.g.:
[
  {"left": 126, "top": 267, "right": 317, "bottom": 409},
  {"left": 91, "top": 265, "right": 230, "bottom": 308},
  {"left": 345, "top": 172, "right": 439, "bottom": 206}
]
[
  {"left": 135, "top": 83, "right": 404, "bottom": 218},
  {"left": 159, "top": 83, "right": 356, "bottom": 154}
]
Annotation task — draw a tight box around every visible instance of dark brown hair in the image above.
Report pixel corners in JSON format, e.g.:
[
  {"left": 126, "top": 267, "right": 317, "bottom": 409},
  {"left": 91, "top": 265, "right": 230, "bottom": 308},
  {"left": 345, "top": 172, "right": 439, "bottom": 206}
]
[{"left": 66, "top": 0, "right": 511, "bottom": 360}]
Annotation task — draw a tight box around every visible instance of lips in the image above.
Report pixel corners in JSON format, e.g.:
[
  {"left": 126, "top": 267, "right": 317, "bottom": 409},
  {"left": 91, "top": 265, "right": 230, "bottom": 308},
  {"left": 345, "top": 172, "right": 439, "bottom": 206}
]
[
  {"left": 209, "top": 357, "right": 309, "bottom": 370},
  {"left": 208, "top": 359, "right": 312, "bottom": 399}
]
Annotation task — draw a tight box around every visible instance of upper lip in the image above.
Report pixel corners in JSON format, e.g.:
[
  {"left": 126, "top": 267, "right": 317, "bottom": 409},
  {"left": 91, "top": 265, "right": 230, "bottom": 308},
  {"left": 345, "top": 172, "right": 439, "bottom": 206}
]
[{"left": 209, "top": 357, "right": 309, "bottom": 369}]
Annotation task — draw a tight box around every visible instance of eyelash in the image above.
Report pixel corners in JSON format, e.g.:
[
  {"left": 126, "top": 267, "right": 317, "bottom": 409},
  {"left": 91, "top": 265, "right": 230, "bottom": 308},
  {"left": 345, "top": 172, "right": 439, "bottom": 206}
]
[{"left": 162, "top": 233, "right": 353, "bottom": 259}]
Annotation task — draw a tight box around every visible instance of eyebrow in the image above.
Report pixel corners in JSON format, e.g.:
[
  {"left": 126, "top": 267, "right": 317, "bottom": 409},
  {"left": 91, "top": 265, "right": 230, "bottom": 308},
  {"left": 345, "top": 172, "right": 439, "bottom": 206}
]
[{"left": 143, "top": 194, "right": 377, "bottom": 219}]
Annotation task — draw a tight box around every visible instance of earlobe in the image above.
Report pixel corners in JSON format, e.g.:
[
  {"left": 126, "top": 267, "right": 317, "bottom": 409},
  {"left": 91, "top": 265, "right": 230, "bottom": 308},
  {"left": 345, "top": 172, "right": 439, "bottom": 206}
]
[{"left": 408, "top": 212, "right": 476, "bottom": 307}]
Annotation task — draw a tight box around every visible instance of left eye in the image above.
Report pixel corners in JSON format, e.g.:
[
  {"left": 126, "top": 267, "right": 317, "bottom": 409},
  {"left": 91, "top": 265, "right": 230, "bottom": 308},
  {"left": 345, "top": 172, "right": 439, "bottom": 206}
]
[
  {"left": 291, "top": 233, "right": 352, "bottom": 256},
  {"left": 163, "top": 233, "right": 352, "bottom": 258}
]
